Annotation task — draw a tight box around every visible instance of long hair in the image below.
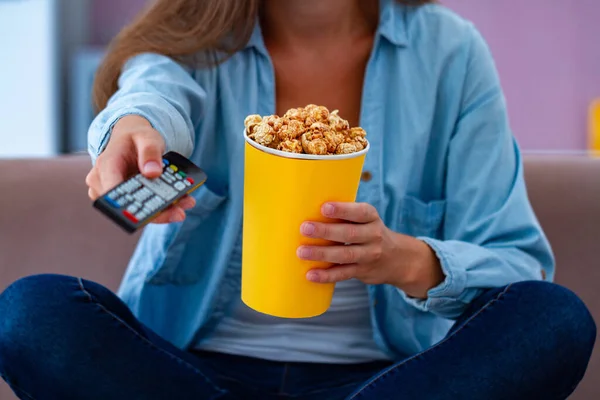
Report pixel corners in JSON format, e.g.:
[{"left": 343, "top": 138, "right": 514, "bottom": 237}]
[{"left": 92, "top": 0, "right": 435, "bottom": 111}]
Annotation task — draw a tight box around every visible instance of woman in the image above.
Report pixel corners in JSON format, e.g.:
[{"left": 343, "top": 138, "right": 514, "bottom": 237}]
[{"left": 0, "top": 0, "right": 595, "bottom": 399}]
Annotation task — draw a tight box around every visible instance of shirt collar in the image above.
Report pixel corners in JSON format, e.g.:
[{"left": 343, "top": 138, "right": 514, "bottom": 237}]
[
  {"left": 378, "top": 0, "right": 409, "bottom": 47},
  {"left": 245, "top": 0, "right": 409, "bottom": 53},
  {"left": 245, "top": 17, "right": 267, "bottom": 54}
]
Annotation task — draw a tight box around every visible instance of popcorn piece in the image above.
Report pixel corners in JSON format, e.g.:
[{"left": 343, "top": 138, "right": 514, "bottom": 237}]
[
  {"left": 328, "top": 110, "right": 350, "bottom": 132},
  {"left": 278, "top": 118, "right": 305, "bottom": 141},
  {"left": 336, "top": 142, "right": 363, "bottom": 154},
  {"left": 278, "top": 139, "right": 303, "bottom": 153},
  {"left": 304, "top": 104, "right": 330, "bottom": 126},
  {"left": 309, "top": 122, "right": 343, "bottom": 154},
  {"left": 244, "top": 114, "right": 263, "bottom": 137},
  {"left": 301, "top": 132, "right": 329, "bottom": 155},
  {"left": 348, "top": 127, "right": 368, "bottom": 148},
  {"left": 262, "top": 115, "right": 283, "bottom": 132},
  {"left": 283, "top": 107, "right": 308, "bottom": 122},
  {"left": 335, "top": 128, "right": 367, "bottom": 154},
  {"left": 253, "top": 122, "right": 278, "bottom": 148}
]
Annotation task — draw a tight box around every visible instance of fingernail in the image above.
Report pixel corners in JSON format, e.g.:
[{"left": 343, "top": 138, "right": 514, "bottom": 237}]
[
  {"left": 306, "top": 271, "right": 320, "bottom": 282},
  {"left": 301, "top": 223, "right": 315, "bottom": 236},
  {"left": 297, "top": 247, "right": 311, "bottom": 259},
  {"left": 323, "top": 204, "right": 335, "bottom": 217},
  {"left": 143, "top": 161, "right": 162, "bottom": 175}
]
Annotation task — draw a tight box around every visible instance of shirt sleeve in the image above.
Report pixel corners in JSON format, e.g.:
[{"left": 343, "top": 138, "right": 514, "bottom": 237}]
[
  {"left": 399, "top": 24, "right": 555, "bottom": 319},
  {"left": 87, "top": 53, "right": 206, "bottom": 163}
]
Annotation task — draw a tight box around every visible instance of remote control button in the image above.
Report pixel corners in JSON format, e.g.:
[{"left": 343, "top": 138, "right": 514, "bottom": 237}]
[
  {"left": 105, "top": 197, "right": 121, "bottom": 209},
  {"left": 133, "top": 189, "right": 150, "bottom": 203},
  {"left": 144, "top": 196, "right": 162, "bottom": 212},
  {"left": 136, "top": 211, "right": 147, "bottom": 220},
  {"left": 183, "top": 179, "right": 191, "bottom": 187},
  {"left": 122, "top": 210, "right": 139, "bottom": 224},
  {"left": 166, "top": 174, "right": 176, "bottom": 183},
  {"left": 163, "top": 159, "right": 170, "bottom": 166},
  {"left": 116, "top": 187, "right": 126, "bottom": 195},
  {"left": 174, "top": 181, "right": 186, "bottom": 191},
  {"left": 127, "top": 204, "right": 139, "bottom": 214},
  {"left": 142, "top": 206, "right": 153, "bottom": 215},
  {"left": 136, "top": 188, "right": 152, "bottom": 201},
  {"left": 125, "top": 194, "right": 134, "bottom": 202},
  {"left": 133, "top": 201, "right": 143, "bottom": 209},
  {"left": 186, "top": 177, "right": 195, "bottom": 185},
  {"left": 175, "top": 173, "right": 183, "bottom": 180},
  {"left": 178, "top": 171, "right": 187, "bottom": 178},
  {"left": 138, "top": 176, "right": 178, "bottom": 201},
  {"left": 116, "top": 197, "right": 129, "bottom": 207},
  {"left": 107, "top": 191, "right": 119, "bottom": 200},
  {"left": 169, "top": 165, "right": 178, "bottom": 173}
]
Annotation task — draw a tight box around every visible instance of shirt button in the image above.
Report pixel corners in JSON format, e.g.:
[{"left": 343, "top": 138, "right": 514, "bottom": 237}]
[{"left": 361, "top": 171, "right": 373, "bottom": 182}]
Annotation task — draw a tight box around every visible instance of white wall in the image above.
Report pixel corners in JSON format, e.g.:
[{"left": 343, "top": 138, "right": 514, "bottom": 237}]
[
  {"left": 0, "top": 0, "right": 59, "bottom": 157},
  {"left": 0, "top": 0, "right": 90, "bottom": 158}
]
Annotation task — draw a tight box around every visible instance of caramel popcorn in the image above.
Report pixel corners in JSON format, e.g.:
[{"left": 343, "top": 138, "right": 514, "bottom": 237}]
[
  {"left": 301, "top": 132, "right": 329, "bottom": 155},
  {"left": 279, "top": 118, "right": 305, "bottom": 141},
  {"left": 244, "top": 114, "right": 262, "bottom": 137},
  {"left": 304, "top": 104, "right": 330, "bottom": 126},
  {"left": 283, "top": 107, "right": 308, "bottom": 122},
  {"left": 252, "top": 122, "right": 278, "bottom": 147},
  {"left": 278, "top": 139, "right": 303, "bottom": 153},
  {"left": 328, "top": 110, "right": 350, "bottom": 132},
  {"left": 245, "top": 105, "right": 368, "bottom": 155}
]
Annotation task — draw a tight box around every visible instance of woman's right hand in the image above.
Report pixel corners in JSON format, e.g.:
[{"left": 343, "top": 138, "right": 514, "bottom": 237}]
[{"left": 85, "top": 115, "right": 196, "bottom": 224}]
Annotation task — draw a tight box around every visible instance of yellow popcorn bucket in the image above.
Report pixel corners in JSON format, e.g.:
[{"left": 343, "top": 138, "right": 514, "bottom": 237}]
[{"left": 242, "top": 130, "right": 370, "bottom": 318}]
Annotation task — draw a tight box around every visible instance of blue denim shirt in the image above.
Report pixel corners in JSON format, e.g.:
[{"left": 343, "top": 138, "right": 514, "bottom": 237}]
[{"left": 88, "top": 0, "right": 554, "bottom": 359}]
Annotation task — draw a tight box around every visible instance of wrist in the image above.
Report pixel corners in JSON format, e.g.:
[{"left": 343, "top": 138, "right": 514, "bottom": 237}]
[
  {"left": 388, "top": 233, "right": 444, "bottom": 299},
  {"left": 112, "top": 115, "right": 153, "bottom": 136}
]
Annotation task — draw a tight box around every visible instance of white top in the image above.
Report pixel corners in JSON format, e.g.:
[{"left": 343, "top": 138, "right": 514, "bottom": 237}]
[{"left": 196, "top": 279, "right": 391, "bottom": 363}]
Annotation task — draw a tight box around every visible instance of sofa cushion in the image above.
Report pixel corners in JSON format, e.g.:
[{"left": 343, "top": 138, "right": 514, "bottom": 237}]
[{"left": 0, "top": 155, "right": 140, "bottom": 292}]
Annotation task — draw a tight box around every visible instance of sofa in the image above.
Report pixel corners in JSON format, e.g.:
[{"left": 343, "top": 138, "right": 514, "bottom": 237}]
[{"left": 0, "top": 154, "right": 598, "bottom": 399}]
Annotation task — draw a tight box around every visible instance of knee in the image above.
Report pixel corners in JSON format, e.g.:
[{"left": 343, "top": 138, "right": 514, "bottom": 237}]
[
  {"left": 0, "top": 275, "right": 80, "bottom": 368},
  {"left": 512, "top": 281, "right": 596, "bottom": 374}
]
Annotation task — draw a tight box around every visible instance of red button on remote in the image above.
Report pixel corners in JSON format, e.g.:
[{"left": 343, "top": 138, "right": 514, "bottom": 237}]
[
  {"left": 123, "top": 210, "right": 139, "bottom": 224},
  {"left": 186, "top": 177, "right": 194, "bottom": 185}
]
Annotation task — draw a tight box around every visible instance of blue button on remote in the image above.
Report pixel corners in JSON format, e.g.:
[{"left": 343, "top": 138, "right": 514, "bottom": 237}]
[{"left": 105, "top": 197, "right": 121, "bottom": 209}]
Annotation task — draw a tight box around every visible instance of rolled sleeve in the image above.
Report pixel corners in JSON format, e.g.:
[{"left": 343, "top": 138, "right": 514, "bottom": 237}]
[
  {"left": 87, "top": 53, "right": 206, "bottom": 163},
  {"left": 399, "top": 24, "right": 554, "bottom": 319}
]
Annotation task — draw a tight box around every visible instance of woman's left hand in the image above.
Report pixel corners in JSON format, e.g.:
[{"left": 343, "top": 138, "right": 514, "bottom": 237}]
[{"left": 298, "top": 202, "right": 445, "bottom": 299}]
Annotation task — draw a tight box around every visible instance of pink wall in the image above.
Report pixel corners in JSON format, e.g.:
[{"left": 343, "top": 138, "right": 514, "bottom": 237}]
[
  {"left": 444, "top": 0, "right": 599, "bottom": 151},
  {"left": 92, "top": 0, "right": 600, "bottom": 151},
  {"left": 91, "top": 0, "right": 147, "bottom": 45}
]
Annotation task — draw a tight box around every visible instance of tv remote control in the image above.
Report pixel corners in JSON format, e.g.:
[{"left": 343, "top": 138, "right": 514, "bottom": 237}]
[{"left": 93, "top": 152, "right": 207, "bottom": 233}]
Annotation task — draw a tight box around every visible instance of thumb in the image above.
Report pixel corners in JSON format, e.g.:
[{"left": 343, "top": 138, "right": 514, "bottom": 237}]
[{"left": 132, "top": 131, "right": 165, "bottom": 178}]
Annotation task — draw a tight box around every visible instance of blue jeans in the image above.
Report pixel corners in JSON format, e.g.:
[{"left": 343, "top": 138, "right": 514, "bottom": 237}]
[{"left": 0, "top": 275, "right": 595, "bottom": 400}]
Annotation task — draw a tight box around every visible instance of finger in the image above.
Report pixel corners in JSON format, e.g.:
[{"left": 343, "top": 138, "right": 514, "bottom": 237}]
[
  {"left": 321, "top": 202, "right": 379, "bottom": 223},
  {"left": 300, "top": 221, "right": 373, "bottom": 244},
  {"left": 307, "top": 264, "right": 360, "bottom": 284},
  {"left": 297, "top": 244, "right": 371, "bottom": 265},
  {"left": 132, "top": 132, "right": 165, "bottom": 179},
  {"left": 96, "top": 154, "right": 128, "bottom": 194},
  {"left": 150, "top": 206, "right": 186, "bottom": 224},
  {"left": 175, "top": 195, "right": 196, "bottom": 210},
  {"left": 85, "top": 169, "right": 101, "bottom": 198},
  {"left": 88, "top": 187, "right": 100, "bottom": 200}
]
